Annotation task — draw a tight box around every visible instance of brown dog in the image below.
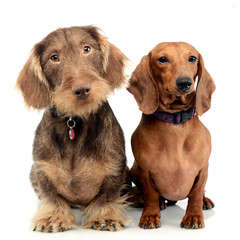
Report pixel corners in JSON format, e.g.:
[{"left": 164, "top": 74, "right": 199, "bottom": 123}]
[
  {"left": 16, "top": 26, "right": 130, "bottom": 232},
  {"left": 128, "top": 42, "right": 215, "bottom": 229}
]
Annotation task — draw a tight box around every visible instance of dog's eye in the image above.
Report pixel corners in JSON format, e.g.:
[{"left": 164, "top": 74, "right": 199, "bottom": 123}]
[
  {"left": 50, "top": 54, "right": 60, "bottom": 62},
  {"left": 83, "top": 46, "right": 91, "bottom": 54},
  {"left": 158, "top": 56, "right": 169, "bottom": 63},
  {"left": 188, "top": 56, "right": 197, "bottom": 63}
]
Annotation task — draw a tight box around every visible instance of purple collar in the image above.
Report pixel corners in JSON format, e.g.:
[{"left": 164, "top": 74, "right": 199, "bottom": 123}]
[{"left": 151, "top": 108, "right": 196, "bottom": 124}]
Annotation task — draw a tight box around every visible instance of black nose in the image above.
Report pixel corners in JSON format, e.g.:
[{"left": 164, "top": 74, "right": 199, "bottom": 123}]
[
  {"left": 72, "top": 83, "right": 92, "bottom": 99},
  {"left": 176, "top": 77, "right": 192, "bottom": 91}
]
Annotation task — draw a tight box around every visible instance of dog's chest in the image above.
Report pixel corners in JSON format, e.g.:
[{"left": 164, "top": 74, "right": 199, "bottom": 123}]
[
  {"left": 137, "top": 118, "right": 211, "bottom": 201},
  {"left": 43, "top": 158, "right": 109, "bottom": 205},
  {"left": 151, "top": 158, "right": 198, "bottom": 201},
  {"left": 148, "top": 134, "right": 207, "bottom": 200}
]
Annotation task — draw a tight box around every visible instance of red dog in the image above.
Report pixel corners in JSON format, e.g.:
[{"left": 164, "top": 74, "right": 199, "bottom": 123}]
[{"left": 128, "top": 42, "right": 215, "bottom": 229}]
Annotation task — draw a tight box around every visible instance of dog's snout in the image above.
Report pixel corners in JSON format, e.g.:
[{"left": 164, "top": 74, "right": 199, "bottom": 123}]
[
  {"left": 72, "top": 83, "right": 92, "bottom": 99},
  {"left": 176, "top": 77, "right": 192, "bottom": 91}
]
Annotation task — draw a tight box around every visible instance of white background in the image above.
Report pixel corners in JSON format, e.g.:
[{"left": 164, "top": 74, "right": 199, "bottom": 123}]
[{"left": 1, "top": 0, "right": 240, "bottom": 239}]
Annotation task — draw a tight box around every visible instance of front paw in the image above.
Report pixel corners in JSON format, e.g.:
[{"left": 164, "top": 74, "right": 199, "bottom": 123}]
[
  {"left": 32, "top": 203, "right": 76, "bottom": 233},
  {"left": 203, "top": 197, "right": 215, "bottom": 210},
  {"left": 180, "top": 214, "right": 204, "bottom": 229},
  {"left": 33, "top": 216, "right": 76, "bottom": 233},
  {"left": 139, "top": 214, "right": 161, "bottom": 229},
  {"left": 90, "top": 219, "right": 126, "bottom": 231}
]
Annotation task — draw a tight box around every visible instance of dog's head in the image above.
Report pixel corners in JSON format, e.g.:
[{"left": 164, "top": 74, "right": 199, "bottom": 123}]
[
  {"left": 16, "top": 26, "right": 127, "bottom": 117},
  {"left": 128, "top": 42, "right": 215, "bottom": 115}
]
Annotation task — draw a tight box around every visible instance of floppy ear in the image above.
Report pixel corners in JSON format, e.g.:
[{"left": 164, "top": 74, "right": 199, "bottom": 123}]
[
  {"left": 196, "top": 54, "right": 216, "bottom": 116},
  {"left": 100, "top": 38, "right": 128, "bottom": 89},
  {"left": 83, "top": 26, "right": 128, "bottom": 89},
  {"left": 16, "top": 43, "right": 50, "bottom": 109},
  {"left": 127, "top": 55, "right": 159, "bottom": 114}
]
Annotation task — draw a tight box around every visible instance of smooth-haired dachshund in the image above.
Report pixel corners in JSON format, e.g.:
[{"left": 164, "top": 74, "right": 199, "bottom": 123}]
[{"left": 128, "top": 42, "right": 215, "bottom": 229}]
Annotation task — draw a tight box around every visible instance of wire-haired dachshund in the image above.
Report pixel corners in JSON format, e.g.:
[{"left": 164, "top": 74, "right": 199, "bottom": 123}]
[
  {"left": 16, "top": 26, "right": 130, "bottom": 232},
  {"left": 128, "top": 42, "right": 215, "bottom": 229}
]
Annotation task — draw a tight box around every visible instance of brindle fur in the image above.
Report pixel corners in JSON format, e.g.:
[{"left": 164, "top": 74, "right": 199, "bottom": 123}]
[
  {"left": 16, "top": 26, "right": 130, "bottom": 232},
  {"left": 31, "top": 102, "right": 127, "bottom": 207}
]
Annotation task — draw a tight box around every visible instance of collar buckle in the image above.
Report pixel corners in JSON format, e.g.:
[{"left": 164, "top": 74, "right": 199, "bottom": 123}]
[{"left": 153, "top": 108, "right": 196, "bottom": 124}]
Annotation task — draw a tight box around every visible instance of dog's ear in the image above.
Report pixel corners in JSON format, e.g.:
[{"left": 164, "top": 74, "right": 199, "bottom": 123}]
[
  {"left": 196, "top": 54, "right": 216, "bottom": 116},
  {"left": 127, "top": 55, "right": 159, "bottom": 114},
  {"left": 100, "top": 38, "right": 128, "bottom": 89},
  {"left": 16, "top": 43, "right": 50, "bottom": 109},
  {"left": 83, "top": 26, "right": 128, "bottom": 89}
]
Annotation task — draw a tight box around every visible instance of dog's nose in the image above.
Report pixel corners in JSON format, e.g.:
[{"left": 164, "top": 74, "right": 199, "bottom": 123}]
[
  {"left": 72, "top": 83, "right": 92, "bottom": 99},
  {"left": 176, "top": 77, "right": 192, "bottom": 91}
]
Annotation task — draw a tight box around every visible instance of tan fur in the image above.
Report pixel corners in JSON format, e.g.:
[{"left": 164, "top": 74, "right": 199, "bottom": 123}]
[
  {"left": 83, "top": 194, "right": 131, "bottom": 231},
  {"left": 17, "top": 26, "right": 129, "bottom": 233},
  {"left": 32, "top": 198, "right": 76, "bottom": 233},
  {"left": 97, "top": 32, "right": 110, "bottom": 73},
  {"left": 52, "top": 78, "right": 111, "bottom": 118},
  {"left": 34, "top": 158, "right": 115, "bottom": 205},
  {"left": 16, "top": 54, "right": 50, "bottom": 109},
  {"left": 29, "top": 51, "right": 49, "bottom": 88}
]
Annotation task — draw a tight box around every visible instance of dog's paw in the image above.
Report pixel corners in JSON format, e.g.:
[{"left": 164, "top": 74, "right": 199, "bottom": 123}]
[
  {"left": 180, "top": 214, "right": 204, "bottom": 229},
  {"left": 90, "top": 219, "right": 126, "bottom": 231},
  {"left": 32, "top": 203, "right": 76, "bottom": 233},
  {"left": 159, "top": 199, "right": 167, "bottom": 210},
  {"left": 203, "top": 197, "right": 215, "bottom": 210},
  {"left": 33, "top": 217, "right": 76, "bottom": 233},
  {"left": 159, "top": 198, "right": 177, "bottom": 210},
  {"left": 139, "top": 214, "right": 161, "bottom": 229}
]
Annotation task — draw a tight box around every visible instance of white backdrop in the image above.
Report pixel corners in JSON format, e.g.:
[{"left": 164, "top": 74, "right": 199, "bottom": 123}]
[{"left": 1, "top": 0, "right": 240, "bottom": 239}]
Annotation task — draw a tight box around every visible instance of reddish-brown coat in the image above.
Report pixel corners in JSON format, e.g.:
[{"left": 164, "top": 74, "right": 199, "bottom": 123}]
[{"left": 128, "top": 42, "right": 215, "bottom": 229}]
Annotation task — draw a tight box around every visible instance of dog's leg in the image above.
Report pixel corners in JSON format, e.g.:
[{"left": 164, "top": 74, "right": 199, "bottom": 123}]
[
  {"left": 127, "top": 185, "right": 144, "bottom": 207},
  {"left": 138, "top": 168, "right": 161, "bottom": 229},
  {"left": 30, "top": 164, "right": 76, "bottom": 233},
  {"left": 180, "top": 163, "right": 209, "bottom": 229},
  {"left": 130, "top": 162, "right": 167, "bottom": 211},
  {"left": 82, "top": 175, "right": 130, "bottom": 231}
]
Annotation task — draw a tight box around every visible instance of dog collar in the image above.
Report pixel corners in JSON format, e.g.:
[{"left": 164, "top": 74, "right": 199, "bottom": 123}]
[
  {"left": 49, "top": 107, "right": 65, "bottom": 118},
  {"left": 151, "top": 108, "right": 196, "bottom": 124},
  {"left": 49, "top": 107, "right": 77, "bottom": 140}
]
